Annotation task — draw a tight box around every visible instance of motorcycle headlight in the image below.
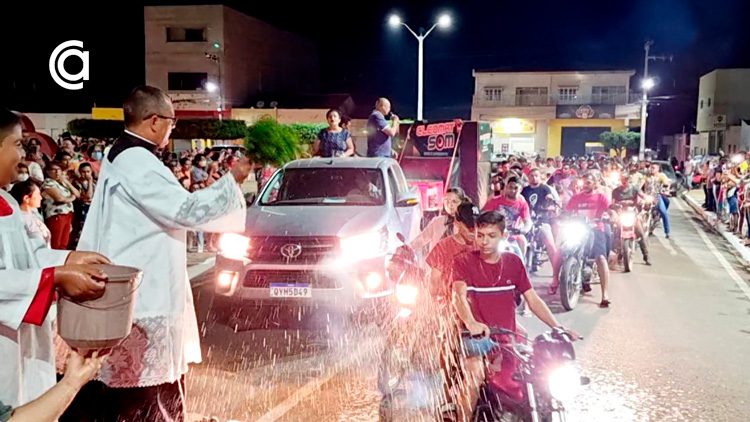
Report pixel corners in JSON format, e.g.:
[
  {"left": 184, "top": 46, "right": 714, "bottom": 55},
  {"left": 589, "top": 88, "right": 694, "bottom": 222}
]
[
  {"left": 643, "top": 195, "right": 654, "bottom": 204},
  {"left": 620, "top": 211, "right": 636, "bottom": 227},
  {"left": 548, "top": 363, "right": 581, "bottom": 403},
  {"left": 340, "top": 229, "right": 388, "bottom": 262},
  {"left": 560, "top": 222, "right": 587, "bottom": 246},
  {"left": 395, "top": 283, "right": 419, "bottom": 306},
  {"left": 218, "top": 233, "right": 251, "bottom": 260}
]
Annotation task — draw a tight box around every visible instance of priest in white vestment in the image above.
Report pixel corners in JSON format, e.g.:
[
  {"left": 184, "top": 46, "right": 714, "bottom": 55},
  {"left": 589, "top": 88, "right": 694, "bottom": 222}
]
[
  {"left": 0, "top": 108, "right": 109, "bottom": 408},
  {"left": 69, "top": 86, "right": 252, "bottom": 421}
]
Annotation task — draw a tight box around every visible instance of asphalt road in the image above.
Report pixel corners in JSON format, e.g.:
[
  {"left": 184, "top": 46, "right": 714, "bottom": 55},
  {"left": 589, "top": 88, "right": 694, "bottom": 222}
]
[{"left": 186, "top": 197, "right": 750, "bottom": 422}]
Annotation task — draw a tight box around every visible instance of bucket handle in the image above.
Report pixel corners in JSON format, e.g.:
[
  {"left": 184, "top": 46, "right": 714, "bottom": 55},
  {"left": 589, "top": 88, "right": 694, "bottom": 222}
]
[{"left": 61, "top": 273, "right": 144, "bottom": 310}]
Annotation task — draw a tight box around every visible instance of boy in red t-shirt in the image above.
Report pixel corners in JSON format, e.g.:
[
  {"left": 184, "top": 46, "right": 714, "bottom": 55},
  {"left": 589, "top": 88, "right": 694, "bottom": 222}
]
[{"left": 451, "top": 211, "right": 579, "bottom": 418}]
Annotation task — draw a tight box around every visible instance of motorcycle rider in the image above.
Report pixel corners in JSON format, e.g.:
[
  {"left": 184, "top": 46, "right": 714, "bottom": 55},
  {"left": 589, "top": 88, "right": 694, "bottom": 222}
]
[
  {"left": 565, "top": 173, "right": 612, "bottom": 308},
  {"left": 452, "top": 211, "right": 580, "bottom": 419},
  {"left": 425, "top": 202, "right": 478, "bottom": 421},
  {"left": 611, "top": 174, "right": 651, "bottom": 265},
  {"left": 483, "top": 176, "right": 532, "bottom": 257},
  {"left": 628, "top": 162, "right": 646, "bottom": 190},
  {"left": 645, "top": 163, "right": 672, "bottom": 239},
  {"left": 521, "top": 168, "right": 562, "bottom": 293}
]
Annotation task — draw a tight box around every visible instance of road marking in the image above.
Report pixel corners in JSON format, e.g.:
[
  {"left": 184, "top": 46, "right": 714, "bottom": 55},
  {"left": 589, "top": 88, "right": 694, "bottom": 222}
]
[
  {"left": 254, "top": 336, "right": 378, "bottom": 422},
  {"left": 676, "top": 199, "right": 750, "bottom": 301}
]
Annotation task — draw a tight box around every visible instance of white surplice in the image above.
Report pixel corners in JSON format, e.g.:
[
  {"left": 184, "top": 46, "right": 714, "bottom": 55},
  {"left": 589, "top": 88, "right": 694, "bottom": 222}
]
[
  {"left": 0, "top": 190, "right": 70, "bottom": 407},
  {"left": 78, "top": 136, "right": 245, "bottom": 388}
]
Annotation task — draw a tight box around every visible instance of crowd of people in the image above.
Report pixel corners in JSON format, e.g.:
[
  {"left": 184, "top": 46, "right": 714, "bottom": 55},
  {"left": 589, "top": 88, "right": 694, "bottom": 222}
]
[{"left": 405, "top": 151, "right": 676, "bottom": 420}]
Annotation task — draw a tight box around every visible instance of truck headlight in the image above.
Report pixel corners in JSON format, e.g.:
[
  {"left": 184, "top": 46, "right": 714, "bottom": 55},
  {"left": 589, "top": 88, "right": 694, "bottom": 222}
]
[
  {"left": 339, "top": 229, "right": 387, "bottom": 262},
  {"left": 219, "top": 233, "right": 251, "bottom": 260}
]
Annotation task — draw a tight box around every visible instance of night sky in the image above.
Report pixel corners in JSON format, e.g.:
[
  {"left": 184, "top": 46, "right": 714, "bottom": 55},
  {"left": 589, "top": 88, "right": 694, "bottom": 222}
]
[{"left": 2, "top": 0, "right": 749, "bottom": 143}]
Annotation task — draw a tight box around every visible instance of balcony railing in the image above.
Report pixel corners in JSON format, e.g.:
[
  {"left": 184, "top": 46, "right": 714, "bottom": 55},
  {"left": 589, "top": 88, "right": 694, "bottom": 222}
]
[{"left": 474, "top": 92, "right": 640, "bottom": 107}]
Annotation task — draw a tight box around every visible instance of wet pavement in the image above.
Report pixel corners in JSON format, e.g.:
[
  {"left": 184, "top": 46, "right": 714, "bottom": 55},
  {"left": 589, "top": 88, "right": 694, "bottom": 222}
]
[{"left": 186, "top": 197, "right": 750, "bottom": 421}]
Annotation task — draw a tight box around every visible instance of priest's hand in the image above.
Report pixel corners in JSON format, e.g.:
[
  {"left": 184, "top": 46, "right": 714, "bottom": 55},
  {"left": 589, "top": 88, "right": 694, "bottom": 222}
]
[
  {"left": 66, "top": 251, "right": 111, "bottom": 265},
  {"left": 54, "top": 265, "right": 108, "bottom": 301},
  {"left": 231, "top": 157, "right": 253, "bottom": 184}
]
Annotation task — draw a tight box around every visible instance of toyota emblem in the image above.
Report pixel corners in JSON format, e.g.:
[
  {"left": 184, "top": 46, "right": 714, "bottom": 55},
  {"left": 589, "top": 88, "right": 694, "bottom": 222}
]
[{"left": 280, "top": 243, "right": 303, "bottom": 259}]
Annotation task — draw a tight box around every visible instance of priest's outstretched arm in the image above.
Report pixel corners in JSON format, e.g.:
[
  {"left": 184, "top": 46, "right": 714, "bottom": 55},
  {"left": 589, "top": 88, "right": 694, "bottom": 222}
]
[{"left": 110, "top": 149, "right": 248, "bottom": 233}]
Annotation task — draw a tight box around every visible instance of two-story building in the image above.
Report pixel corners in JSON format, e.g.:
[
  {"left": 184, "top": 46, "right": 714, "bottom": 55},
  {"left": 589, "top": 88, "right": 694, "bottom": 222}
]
[
  {"left": 696, "top": 69, "right": 750, "bottom": 154},
  {"left": 471, "top": 70, "right": 641, "bottom": 157},
  {"left": 144, "top": 5, "right": 319, "bottom": 119}
]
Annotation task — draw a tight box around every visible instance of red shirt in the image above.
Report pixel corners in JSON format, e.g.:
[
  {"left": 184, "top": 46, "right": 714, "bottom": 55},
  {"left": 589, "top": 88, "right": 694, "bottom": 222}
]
[
  {"left": 426, "top": 236, "right": 474, "bottom": 296},
  {"left": 483, "top": 195, "right": 531, "bottom": 225},
  {"left": 565, "top": 191, "right": 611, "bottom": 220},
  {"left": 451, "top": 251, "right": 532, "bottom": 332}
]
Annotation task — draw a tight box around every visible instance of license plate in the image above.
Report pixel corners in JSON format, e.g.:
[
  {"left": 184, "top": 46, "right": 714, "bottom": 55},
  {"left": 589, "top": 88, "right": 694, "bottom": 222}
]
[{"left": 270, "top": 283, "right": 311, "bottom": 298}]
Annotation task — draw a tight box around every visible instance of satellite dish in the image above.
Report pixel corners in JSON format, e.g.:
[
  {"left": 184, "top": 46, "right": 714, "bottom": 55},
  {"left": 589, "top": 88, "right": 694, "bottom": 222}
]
[
  {"left": 256, "top": 101, "right": 265, "bottom": 108},
  {"left": 269, "top": 101, "right": 278, "bottom": 108}
]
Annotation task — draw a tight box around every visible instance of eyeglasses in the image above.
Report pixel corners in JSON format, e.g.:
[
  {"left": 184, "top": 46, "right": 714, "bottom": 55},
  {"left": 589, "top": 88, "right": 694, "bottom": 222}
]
[{"left": 145, "top": 114, "right": 178, "bottom": 128}]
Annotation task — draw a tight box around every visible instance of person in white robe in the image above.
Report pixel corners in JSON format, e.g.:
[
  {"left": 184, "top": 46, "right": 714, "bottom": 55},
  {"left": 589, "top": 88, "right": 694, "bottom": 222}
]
[
  {"left": 0, "top": 108, "right": 110, "bottom": 408},
  {"left": 67, "top": 86, "right": 252, "bottom": 421}
]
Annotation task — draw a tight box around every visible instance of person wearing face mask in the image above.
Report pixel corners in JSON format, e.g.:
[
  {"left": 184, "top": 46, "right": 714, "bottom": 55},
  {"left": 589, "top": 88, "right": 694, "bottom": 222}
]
[
  {"left": 190, "top": 154, "right": 209, "bottom": 192},
  {"left": 86, "top": 144, "right": 104, "bottom": 174},
  {"left": 5, "top": 163, "right": 30, "bottom": 191},
  {"left": 24, "top": 142, "right": 45, "bottom": 184}
]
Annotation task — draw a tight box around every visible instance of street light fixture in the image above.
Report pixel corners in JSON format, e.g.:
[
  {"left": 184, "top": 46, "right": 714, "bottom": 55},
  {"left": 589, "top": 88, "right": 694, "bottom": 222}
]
[
  {"left": 204, "top": 52, "right": 224, "bottom": 120},
  {"left": 641, "top": 77, "right": 656, "bottom": 91},
  {"left": 204, "top": 81, "right": 218, "bottom": 93},
  {"left": 387, "top": 12, "right": 453, "bottom": 121}
]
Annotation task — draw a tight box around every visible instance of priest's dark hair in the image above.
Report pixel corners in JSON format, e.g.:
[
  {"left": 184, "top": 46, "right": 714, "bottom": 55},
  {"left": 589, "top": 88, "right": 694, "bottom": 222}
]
[
  {"left": 0, "top": 108, "right": 22, "bottom": 144},
  {"left": 123, "top": 86, "right": 172, "bottom": 128}
]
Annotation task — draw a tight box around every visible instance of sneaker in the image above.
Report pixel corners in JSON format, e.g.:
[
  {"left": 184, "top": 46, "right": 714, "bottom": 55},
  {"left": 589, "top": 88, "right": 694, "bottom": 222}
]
[
  {"left": 644, "top": 257, "right": 651, "bottom": 266},
  {"left": 665, "top": 234, "right": 670, "bottom": 239}
]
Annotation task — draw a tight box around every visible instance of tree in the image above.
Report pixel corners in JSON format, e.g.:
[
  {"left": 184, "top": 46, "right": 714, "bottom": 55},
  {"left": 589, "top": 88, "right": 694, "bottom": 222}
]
[
  {"left": 285, "top": 123, "right": 326, "bottom": 145},
  {"left": 244, "top": 117, "right": 301, "bottom": 166},
  {"left": 599, "top": 130, "right": 640, "bottom": 157},
  {"left": 171, "top": 119, "right": 247, "bottom": 140}
]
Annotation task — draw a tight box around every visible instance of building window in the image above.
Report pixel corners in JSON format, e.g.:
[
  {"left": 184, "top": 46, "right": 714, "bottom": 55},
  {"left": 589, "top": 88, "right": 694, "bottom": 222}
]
[
  {"left": 515, "top": 87, "right": 549, "bottom": 106},
  {"left": 484, "top": 87, "right": 503, "bottom": 102},
  {"left": 166, "top": 27, "right": 207, "bottom": 42},
  {"left": 707, "top": 98, "right": 712, "bottom": 107},
  {"left": 168, "top": 72, "right": 208, "bottom": 91},
  {"left": 558, "top": 87, "right": 579, "bottom": 104},
  {"left": 592, "top": 86, "right": 626, "bottom": 104},
  {"left": 700, "top": 99, "right": 704, "bottom": 109}
]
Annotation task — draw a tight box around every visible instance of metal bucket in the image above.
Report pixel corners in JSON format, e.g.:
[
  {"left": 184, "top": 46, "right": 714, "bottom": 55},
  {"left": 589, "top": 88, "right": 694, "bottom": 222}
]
[{"left": 57, "top": 264, "right": 142, "bottom": 351}]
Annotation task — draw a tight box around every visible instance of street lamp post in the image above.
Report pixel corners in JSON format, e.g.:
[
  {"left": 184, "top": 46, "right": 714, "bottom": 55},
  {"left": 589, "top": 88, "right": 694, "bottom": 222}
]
[
  {"left": 639, "top": 40, "right": 671, "bottom": 160},
  {"left": 388, "top": 13, "right": 451, "bottom": 121},
  {"left": 205, "top": 52, "right": 223, "bottom": 120}
]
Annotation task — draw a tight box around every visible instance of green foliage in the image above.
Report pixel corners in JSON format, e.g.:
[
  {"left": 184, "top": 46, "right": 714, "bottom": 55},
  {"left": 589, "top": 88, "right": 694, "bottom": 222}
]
[
  {"left": 599, "top": 130, "right": 640, "bottom": 156},
  {"left": 244, "top": 118, "right": 301, "bottom": 165},
  {"left": 286, "top": 123, "right": 326, "bottom": 144}
]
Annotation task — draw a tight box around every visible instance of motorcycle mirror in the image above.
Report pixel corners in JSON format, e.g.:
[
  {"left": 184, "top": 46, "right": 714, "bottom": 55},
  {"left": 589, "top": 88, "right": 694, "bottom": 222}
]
[
  {"left": 580, "top": 376, "right": 591, "bottom": 386},
  {"left": 396, "top": 232, "right": 406, "bottom": 243}
]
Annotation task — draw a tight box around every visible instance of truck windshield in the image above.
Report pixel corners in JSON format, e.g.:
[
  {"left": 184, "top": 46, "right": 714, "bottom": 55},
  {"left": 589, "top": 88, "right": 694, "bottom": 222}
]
[{"left": 260, "top": 168, "right": 386, "bottom": 206}]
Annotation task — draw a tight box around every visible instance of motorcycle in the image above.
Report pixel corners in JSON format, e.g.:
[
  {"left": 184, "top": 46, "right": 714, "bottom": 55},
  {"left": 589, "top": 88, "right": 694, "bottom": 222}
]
[
  {"left": 557, "top": 217, "right": 601, "bottom": 311},
  {"left": 641, "top": 194, "right": 660, "bottom": 236},
  {"left": 377, "top": 234, "right": 439, "bottom": 421},
  {"left": 525, "top": 209, "right": 557, "bottom": 274},
  {"left": 611, "top": 203, "right": 638, "bottom": 273},
  {"left": 469, "top": 327, "right": 589, "bottom": 422}
]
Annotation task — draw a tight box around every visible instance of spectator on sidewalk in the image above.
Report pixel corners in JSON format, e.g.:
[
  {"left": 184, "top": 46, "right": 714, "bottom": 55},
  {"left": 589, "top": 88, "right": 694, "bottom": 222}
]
[
  {"left": 41, "top": 162, "right": 79, "bottom": 249},
  {"left": 10, "top": 180, "right": 51, "bottom": 248}
]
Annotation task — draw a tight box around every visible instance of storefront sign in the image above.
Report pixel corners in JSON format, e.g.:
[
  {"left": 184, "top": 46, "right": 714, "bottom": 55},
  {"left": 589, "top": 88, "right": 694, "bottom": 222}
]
[
  {"left": 556, "top": 104, "right": 616, "bottom": 119},
  {"left": 492, "top": 118, "right": 535, "bottom": 134}
]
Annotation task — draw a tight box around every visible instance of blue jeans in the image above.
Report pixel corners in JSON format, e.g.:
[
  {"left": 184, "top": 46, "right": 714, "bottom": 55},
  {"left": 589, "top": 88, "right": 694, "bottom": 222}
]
[{"left": 658, "top": 194, "right": 671, "bottom": 235}]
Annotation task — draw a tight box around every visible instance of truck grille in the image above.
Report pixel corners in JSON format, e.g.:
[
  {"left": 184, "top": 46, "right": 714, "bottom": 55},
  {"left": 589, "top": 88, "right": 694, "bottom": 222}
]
[
  {"left": 243, "top": 270, "right": 341, "bottom": 289},
  {"left": 249, "top": 236, "right": 338, "bottom": 264}
]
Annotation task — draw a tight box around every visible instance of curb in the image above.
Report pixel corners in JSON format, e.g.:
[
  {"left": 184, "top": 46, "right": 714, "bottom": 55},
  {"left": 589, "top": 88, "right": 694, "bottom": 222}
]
[
  {"left": 682, "top": 192, "right": 750, "bottom": 265},
  {"left": 188, "top": 257, "right": 216, "bottom": 287}
]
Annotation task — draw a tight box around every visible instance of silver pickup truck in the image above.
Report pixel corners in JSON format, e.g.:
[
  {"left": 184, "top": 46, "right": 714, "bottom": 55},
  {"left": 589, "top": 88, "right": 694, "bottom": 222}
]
[{"left": 213, "top": 157, "right": 423, "bottom": 315}]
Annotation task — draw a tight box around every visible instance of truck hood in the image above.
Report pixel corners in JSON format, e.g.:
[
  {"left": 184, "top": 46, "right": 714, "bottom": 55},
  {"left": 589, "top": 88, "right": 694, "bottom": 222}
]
[{"left": 244, "top": 205, "right": 390, "bottom": 237}]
